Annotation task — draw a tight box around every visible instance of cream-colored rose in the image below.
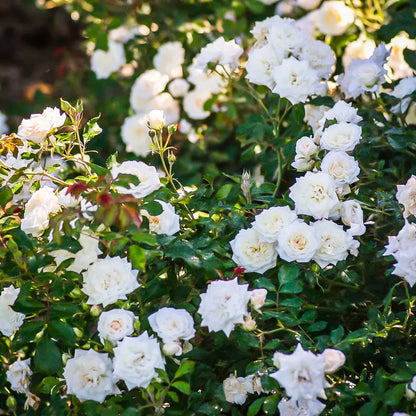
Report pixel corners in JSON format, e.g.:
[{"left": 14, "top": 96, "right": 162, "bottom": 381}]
[
  {"left": 321, "top": 151, "right": 360, "bottom": 185},
  {"left": 121, "top": 114, "right": 152, "bottom": 157},
  {"left": 91, "top": 41, "right": 126, "bottom": 79},
  {"left": 396, "top": 175, "right": 416, "bottom": 218},
  {"left": 319, "top": 122, "right": 362, "bottom": 152},
  {"left": 7, "top": 358, "right": 32, "bottom": 394},
  {"left": 320, "top": 348, "right": 346, "bottom": 373},
  {"left": 142, "top": 200, "right": 180, "bottom": 235},
  {"left": 168, "top": 78, "right": 190, "bottom": 97},
  {"left": 230, "top": 228, "right": 277, "bottom": 274},
  {"left": 183, "top": 89, "right": 212, "bottom": 120},
  {"left": 97, "top": 309, "right": 135, "bottom": 344},
  {"left": 311, "top": 1, "right": 355, "bottom": 36},
  {"left": 153, "top": 41, "right": 185, "bottom": 79},
  {"left": 146, "top": 110, "right": 166, "bottom": 130}
]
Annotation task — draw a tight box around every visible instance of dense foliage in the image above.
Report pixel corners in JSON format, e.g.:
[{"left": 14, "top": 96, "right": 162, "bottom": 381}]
[{"left": 0, "top": 0, "right": 416, "bottom": 415}]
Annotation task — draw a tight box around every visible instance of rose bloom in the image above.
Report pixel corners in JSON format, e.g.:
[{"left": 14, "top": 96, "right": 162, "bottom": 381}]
[
  {"left": 341, "top": 200, "right": 366, "bottom": 236},
  {"left": 296, "top": 0, "right": 321, "bottom": 10},
  {"left": 320, "top": 348, "right": 346, "bottom": 373},
  {"left": 299, "top": 40, "right": 336, "bottom": 80},
  {"left": 304, "top": 105, "right": 330, "bottom": 133},
  {"left": 246, "top": 43, "right": 284, "bottom": 90},
  {"left": 277, "top": 221, "right": 321, "bottom": 263},
  {"left": 50, "top": 231, "right": 102, "bottom": 273},
  {"left": 63, "top": 349, "right": 119, "bottom": 403},
  {"left": 121, "top": 114, "right": 152, "bottom": 157},
  {"left": 278, "top": 397, "right": 326, "bottom": 416},
  {"left": 187, "top": 62, "right": 226, "bottom": 94},
  {"left": 289, "top": 171, "right": 339, "bottom": 219},
  {"left": 252, "top": 206, "right": 298, "bottom": 243},
  {"left": 148, "top": 307, "right": 195, "bottom": 343},
  {"left": 142, "top": 93, "right": 180, "bottom": 125},
  {"left": 391, "top": 77, "right": 416, "bottom": 113},
  {"left": 198, "top": 278, "right": 251, "bottom": 337},
  {"left": 321, "top": 151, "right": 360, "bottom": 186},
  {"left": 82, "top": 256, "right": 139, "bottom": 307},
  {"left": 223, "top": 374, "right": 255, "bottom": 405},
  {"left": 319, "top": 122, "right": 362, "bottom": 152},
  {"left": 146, "top": 110, "right": 166, "bottom": 130},
  {"left": 230, "top": 228, "right": 278, "bottom": 274},
  {"left": 183, "top": 88, "right": 212, "bottom": 120},
  {"left": 272, "top": 57, "right": 320, "bottom": 104},
  {"left": 97, "top": 309, "right": 135, "bottom": 344},
  {"left": 168, "top": 78, "right": 190, "bottom": 97},
  {"left": 271, "top": 344, "right": 328, "bottom": 401},
  {"left": 7, "top": 358, "right": 32, "bottom": 394},
  {"left": 142, "top": 200, "right": 180, "bottom": 235},
  {"left": 318, "top": 100, "right": 362, "bottom": 128},
  {"left": 387, "top": 32, "right": 416, "bottom": 80},
  {"left": 312, "top": 219, "right": 359, "bottom": 268},
  {"left": 111, "top": 161, "right": 162, "bottom": 199},
  {"left": 20, "top": 206, "right": 51, "bottom": 237},
  {"left": 153, "top": 41, "right": 185, "bottom": 79},
  {"left": 342, "top": 37, "right": 376, "bottom": 69},
  {"left": 310, "top": 1, "right": 355, "bottom": 36},
  {"left": 266, "top": 18, "right": 306, "bottom": 55},
  {"left": 18, "top": 107, "right": 66, "bottom": 144},
  {"left": 194, "top": 37, "right": 243, "bottom": 72},
  {"left": 113, "top": 332, "right": 165, "bottom": 390},
  {"left": 130, "top": 70, "right": 169, "bottom": 111},
  {"left": 163, "top": 341, "right": 183, "bottom": 356},
  {"left": 396, "top": 175, "right": 416, "bottom": 218},
  {"left": 91, "top": 41, "right": 126, "bottom": 79}
]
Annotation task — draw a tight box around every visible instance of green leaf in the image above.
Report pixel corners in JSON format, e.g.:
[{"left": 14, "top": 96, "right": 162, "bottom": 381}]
[
  {"left": 34, "top": 338, "right": 62, "bottom": 374},
  {"left": 90, "top": 163, "right": 108, "bottom": 176},
  {"left": 331, "top": 326, "right": 345, "bottom": 344},
  {"left": 0, "top": 186, "right": 13, "bottom": 207},
  {"left": 260, "top": 374, "right": 279, "bottom": 392},
  {"left": 174, "top": 360, "right": 196, "bottom": 379},
  {"left": 49, "top": 320, "right": 77, "bottom": 346},
  {"left": 172, "top": 381, "right": 191, "bottom": 395},
  {"left": 247, "top": 397, "right": 267, "bottom": 416},
  {"left": 129, "top": 245, "right": 146, "bottom": 271},
  {"left": 262, "top": 393, "right": 279, "bottom": 413},
  {"left": 13, "top": 282, "right": 45, "bottom": 314},
  {"left": 131, "top": 232, "right": 158, "bottom": 246},
  {"left": 404, "top": 48, "right": 416, "bottom": 69},
  {"left": 51, "top": 302, "right": 81, "bottom": 319},
  {"left": 278, "top": 263, "right": 300, "bottom": 285},
  {"left": 385, "top": 384, "right": 406, "bottom": 406},
  {"left": 216, "top": 183, "right": 233, "bottom": 200},
  {"left": 83, "top": 115, "right": 102, "bottom": 142},
  {"left": 143, "top": 201, "right": 163, "bottom": 216}
]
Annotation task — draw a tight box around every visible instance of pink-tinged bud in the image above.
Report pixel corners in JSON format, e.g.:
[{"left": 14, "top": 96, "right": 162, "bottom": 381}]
[
  {"left": 242, "top": 315, "right": 256, "bottom": 331},
  {"left": 321, "top": 348, "right": 346, "bottom": 373},
  {"left": 250, "top": 289, "right": 268, "bottom": 311}
]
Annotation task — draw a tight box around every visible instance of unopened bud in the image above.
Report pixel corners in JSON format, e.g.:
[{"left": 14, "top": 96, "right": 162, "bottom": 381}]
[
  {"left": 250, "top": 289, "right": 268, "bottom": 312},
  {"left": 168, "top": 151, "right": 176, "bottom": 164},
  {"left": 168, "top": 124, "right": 178, "bottom": 134},
  {"left": 241, "top": 170, "right": 251, "bottom": 201},
  {"left": 163, "top": 341, "right": 182, "bottom": 356},
  {"left": 242, "top": 315, "right": 256, "bottom": 331}
]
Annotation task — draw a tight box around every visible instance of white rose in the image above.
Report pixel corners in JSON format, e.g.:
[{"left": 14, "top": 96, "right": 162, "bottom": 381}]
[
  {"left": 391, "top": 77, "right": 416, "bottom": 100},
  {"left": 97, "top": 309, "right": 135, "bottom": 344},
  {"left": 91, "top": 41, "right": 126, "bottom": 79},
  {"left": 312, "top": 220, "right": 359, "bottom": 268},
  {"left": 109, "top": 25, "right": 140, "bottom": 43},
  {"left": 148, "top": 307, "right": 195, "bottom": 343},
  {"left": 304, "top": 105, "right": 330, "bottom": 133},
  {"left": 25, "top": 186, "right": 60, "bottom": 216},
  {"left": 63, "top": 349, "right": 119, "bottom": 403},
  {"left": 142, "top": 200, "right": 180, "bottom": 235},
  {"left": 223, "top": 374, "right": 250, "bottom": 405},
  {"left": 183, "top": 89, "right": 212, "bottom": 120},
  {"left": 121, "top": 114, "right": 152, "bottom": 157},
  {"left": 162, "top": 341, "right": 183, "bottom": 356},
  {"left": 7, "top": 358, "right": 32, "bottom": 394},
  {"left": 230, "top": 228, "right": 278, "bottom": 274},
  {"left": 18, "top": 107, "right": 66, "bottom": 144},
  {"left": 187, "top": 63, "right": 226, "bottom": 94},
  {"left": 342, "top": 37, "right": 376, "bottom": 69},
  {"left": 396, "top": 175, "right": 416, "bottom": 218},
  {"left": 387, "top": 32, "right": 416, "bottom": 80},
  {"left": 198, "top": 278, "right": 251, "bottom": 337},
  {"left": 250, "top": 288, "right": 268, "bottom": 311},
  {"left": 319, "top": 122, "right": 362, "bottom": 152},
  {"left": 168, "top": 78, "right": 190, "bottom": 97},
  {"left": 321, "top": 151, "right": 360, "bottom": 185},
  {"left": 278, "top": 397, "right": 326, "bottom": 416},
  {"left": 296, "top": 0, "right": 321, "bottom": 10},
  {"left": 320, "top": 348, "right": 346, "bottom": 373},
  {"left": 113, "top": 332, "right": 165, "bottom": 390},
  {"left": 392, "top": 249, "right": 416, "bottom": 287},
  {"left": 146, "top": 110, "right": 166, "bottom": 130},
  {"left": 130, "top": 70, "right": 169, "bottom": 111},
  {"left": 272, "top": 57, "right": 320, "bottom": 104},
  {"left": 50, "top": 231, "right": 102, "bottom": 273},
  {"left": 246, "top": 43, "right": 284, "bottom": 90},
  {"left": 311, "top": 1, "right": 355, "bottom": 36},
  {"left": 153, "top": 41, "right": 185, "bottom": 79},
  {"left": 271, "top": 344, "right": 328, "bottom": 401},
  {"left": 82, "top": 256, "right": 139, "bottom": 307},
  {"left": 143, "top": 93, "right": 180, "bottom": 125},
  {"left": 194, "top": 37, "right": 243, "bottom": 71},
  {"left": 291, "top": 155, "right": 315, "bottom": 172},
  {"left": 289, "top": 171, "right": 339, "bottom": 219},
  {"left": 251, "top": 16, "right": 280, "bottom": 46},
  {"left": 300, "top": 40, "right": 336, "bottom": 80},
  {"left": 341, "top": 200, "right": 366, "bottom": 236},
  {"left": 277, "top": 221, "right": 321, "bottom": 263},
  {"left": 295, "top": 136, "right": 319, "bottom": 159},
  {"left": 318, "top": 100, "right": 362, "bottom": 128},
  {"left": 21, "top": 206, "right": 51, "bottom": 237},
  {"left": 57, "top": 188, "right": 79, "bottom": 208},
  {"left": 266, "top": 18, "right": 306, "bottom": 55},
  {"left": 252, "top": 206, "right": 298, "bottom": 243},
  {"left": 111, "top": 161, "right": 162, "bottom": 198}
]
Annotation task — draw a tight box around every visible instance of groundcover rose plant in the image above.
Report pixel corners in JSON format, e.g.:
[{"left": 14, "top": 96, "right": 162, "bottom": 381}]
[{"left": 1, "top": 0, "right": 416, "bottom": 415}]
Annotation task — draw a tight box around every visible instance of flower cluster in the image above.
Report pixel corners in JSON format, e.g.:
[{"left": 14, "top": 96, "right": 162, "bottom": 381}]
[
  {"left": 272, "top": 344, "right": 345, "bottom": 415},
  {"left": 384, "top": 175, "right": 416, "bottom": 286},
  {"left": 246, "top": 15, "right": 335, "bottom": 103}
]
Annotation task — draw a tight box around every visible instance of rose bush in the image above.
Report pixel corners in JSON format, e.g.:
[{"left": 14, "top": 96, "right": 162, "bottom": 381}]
[{"left": 0, "top": 0, "right": 416, "bottom": 415}]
